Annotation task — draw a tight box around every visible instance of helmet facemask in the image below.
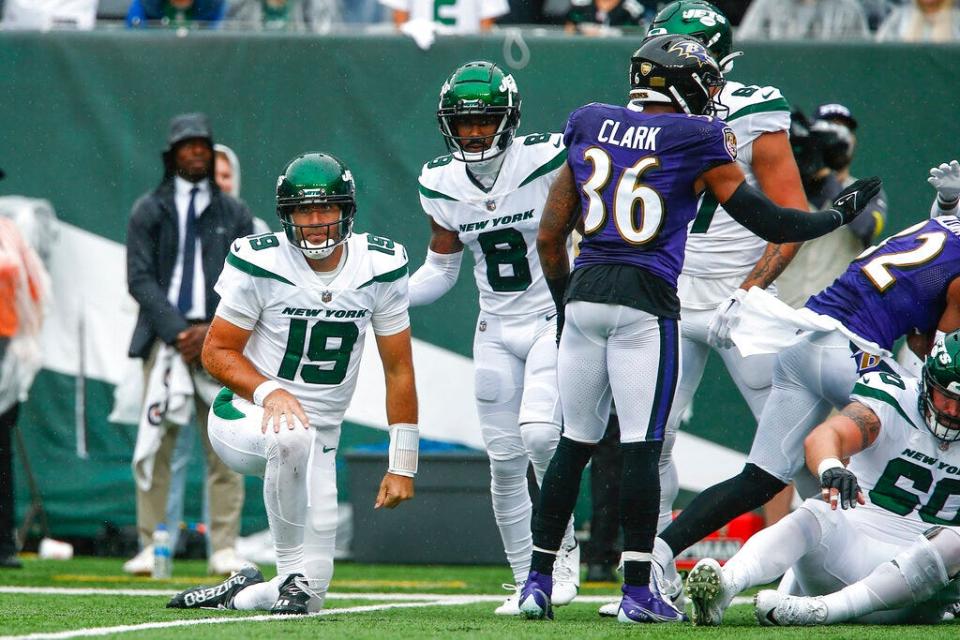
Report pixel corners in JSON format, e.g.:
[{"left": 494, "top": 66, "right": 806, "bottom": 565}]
[
  {"left": 439, "top": 107, "right": 518, "bottom": 163},
  {"left": 278, "top": 197, "right": 355, "bottom": 260},
  {"left": 921, "top": 364, "right": 960, "bottom": 443}
]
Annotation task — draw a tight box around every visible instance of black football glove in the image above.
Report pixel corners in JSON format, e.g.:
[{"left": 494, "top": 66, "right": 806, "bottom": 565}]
[
  {"left": 829, "top": 177, "right": 882, "bottom": 225},
  {"left": 820, "top": 467, "right": 863, "bottom": 510}
]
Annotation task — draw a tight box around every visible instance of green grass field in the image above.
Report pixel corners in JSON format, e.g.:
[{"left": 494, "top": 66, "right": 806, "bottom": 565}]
[{"left": 0, "top": 557, "right": 954, "bottom": 639}]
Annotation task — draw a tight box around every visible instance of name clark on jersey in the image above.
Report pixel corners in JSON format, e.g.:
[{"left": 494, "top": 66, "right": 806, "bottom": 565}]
[
  {"left": 597, "top": 120, "right": 660, "bottom": 150},
  {"left": 282, "top": 307, "right": 369, "bottom": 319},
  {"left": 459, "top": 209, "right": 534, "bottom": 233}
]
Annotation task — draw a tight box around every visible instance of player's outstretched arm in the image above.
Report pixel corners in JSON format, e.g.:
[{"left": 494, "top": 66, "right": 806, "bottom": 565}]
[
  {"left": 739, "top": 131, "right": 807, "bottom": 290},
  {"left": 702, "top": 162, "right": 882, "bottom": 243},
  {"left": 202, "top": 315, "right": 309, "bottom": 434},
  {"left": 803, "top": 401, "right": 880, "bottom": 510},
  {"left": 537, "top": 163, "right": 581, "bottom": 313},
  {"left": 374, "top": 328, "right": 418, "bottom": 509},
  {"left": 408, "top": 217, "right": 464, "bottom": 307}
]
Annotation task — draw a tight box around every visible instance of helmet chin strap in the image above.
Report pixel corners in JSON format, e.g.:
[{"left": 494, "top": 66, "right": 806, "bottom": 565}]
[{"left": 466, "top": 150, "right": 507, "bottom": 189}]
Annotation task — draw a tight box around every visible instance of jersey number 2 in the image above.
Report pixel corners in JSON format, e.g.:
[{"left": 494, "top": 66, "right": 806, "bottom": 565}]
[
  {"left": 856, "top": 221, "right": 946, "bottom": 293},
  {"left": 277, "top": 319, "right": 358, "bottom": 385}
]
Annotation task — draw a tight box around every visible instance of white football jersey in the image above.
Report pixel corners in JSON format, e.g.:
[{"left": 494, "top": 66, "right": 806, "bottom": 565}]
[
  {"left": 213, "top": 231, "right": 409, "bottom": 430},
  {"left": 681, "top": 80, "right": 791, "bottom": 282},
  {"left": 845, "top": 371, "right": 960, "bottom": 545},
  {"left": 418, "top": 133, "right": 566, "bottom": 317},
  {"left": 378, "top": 0, "right": 509, "bottom": 33}
]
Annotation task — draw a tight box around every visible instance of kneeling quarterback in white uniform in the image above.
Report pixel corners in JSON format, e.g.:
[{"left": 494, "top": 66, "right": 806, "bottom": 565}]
[{"left": 167, "top": 152, "right": 419, "bottom": 615}]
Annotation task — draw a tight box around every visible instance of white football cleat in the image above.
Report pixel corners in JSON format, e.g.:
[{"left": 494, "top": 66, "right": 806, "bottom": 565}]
[
  {"left": 552, "top": 540, "right": 580, "bottom": 606},
  {"left": 494, "top": 583, "right": 522, "bottom": 616},
  {"left": 208, "top": 548, "right": 254, "bottom": 576},
  {"left": 122, "top": 545, "right": 154, "bottom": 576},
  {"left": 598, "top": 599, "right": 620, "bottom": 617},
  {"left": 651, "top": 557, "right": 687, "bottom": 610},
  {"left": 754, "top": 589, "right": 827, "bottom": 626},
  {"left": 685, "top": 558, "right": 736, "bottom": 626}
]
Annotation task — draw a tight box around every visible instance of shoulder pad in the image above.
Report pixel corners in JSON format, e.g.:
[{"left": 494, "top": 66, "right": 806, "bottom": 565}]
[
  {"left": 851, "top": 371, "right": 921, "bottom": 429},
  {"left": 356, "top": 233, "right": 409, "bottom": 288},
  {"left": 722, "top": 82, "right": 789, "bottom": 119},
  {"left": 226, "top": 232, "right": 295, "bottom": 285}
]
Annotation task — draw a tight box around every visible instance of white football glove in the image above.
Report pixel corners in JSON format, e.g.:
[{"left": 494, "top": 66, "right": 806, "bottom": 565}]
[
  {"left": 928, "top": 160, "right": 960, "bottom": 202},
  {"left": 706, "top": 288, "right": 747, "bottom": 350}
]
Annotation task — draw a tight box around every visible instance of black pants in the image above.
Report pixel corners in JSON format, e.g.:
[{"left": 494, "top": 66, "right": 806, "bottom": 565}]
[
  {"left": 585, "top": 413, "right": 622, "bottom": 567},
  {"left": 0, "top": 403, "right": 18, "bottom": 556}
]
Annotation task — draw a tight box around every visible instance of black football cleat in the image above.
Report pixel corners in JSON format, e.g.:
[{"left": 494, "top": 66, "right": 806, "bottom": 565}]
[
  {"left": 270, "top": 573, "right": 324, "bottom": 615},
  {"left": 167, "top": 564, "right": 264, "bottom": 609}
]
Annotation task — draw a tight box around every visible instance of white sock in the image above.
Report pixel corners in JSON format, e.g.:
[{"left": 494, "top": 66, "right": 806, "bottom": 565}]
[
  {"left": 490, "top": 455, "right": 533, "bottom": 584},
  {"left": 658, "top": 429, "right": 680, "bottom": 534},
  {"left": 232, "top": 575, "right": 282, "bottom": 611},
  {"left": 724, "top": 506, "right": 821, "bottom": 595},
  {"left": 653, "top": 537, "right": 680, "bottom": 586}
]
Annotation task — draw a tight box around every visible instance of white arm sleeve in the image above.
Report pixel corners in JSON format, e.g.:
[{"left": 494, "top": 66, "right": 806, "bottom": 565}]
[{"left": 408, "top": 249, "right": 463, "bottom": 307}]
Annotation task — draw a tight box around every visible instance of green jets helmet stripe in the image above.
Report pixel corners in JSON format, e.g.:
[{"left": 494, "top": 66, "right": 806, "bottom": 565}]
[
  {"left": 213, "top": 388, "right": 246, "bottom": 421},
  {"left": 726, "top": 97, "right": 791, "bottom": 122},
  {"left": 358, "top": 262, "right": 409, "bottom": 289},
  {"left": 852, "top": 381, "right": 918, "bottom": 429},
  {"left": 227, "top": 252, "right": 295, "bottom": 285},
  {"left": 418, "top": 183, "right": 459, "bottom": 202},
  {"left": 518, "top": 148, "right": 568, "bottom": 188}
]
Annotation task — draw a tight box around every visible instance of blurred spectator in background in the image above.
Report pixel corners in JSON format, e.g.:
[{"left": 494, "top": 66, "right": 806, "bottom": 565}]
[
  {"left": 127, "top": 0, "right": 225, "bottom": 27},
  {"left": 564, "top": 0, "right": 645, "bottom": 35},
  {"left": 381, "top": 0, "right": 508, "bottom": 33},
  {"left": 738, "top": 0, "right": 870, "bottom": 40},
  {"left": 1, "top": 0, "right": 98, "bottom": 29},
  {"left": 224, "top": 0, "right": 338, "bottom": 31},
  {"left": 123, "top": 113, "right": 253, "bottom": 576},
  {"left": 340, "top": 0, "right": 383, "bottom": 23},
  {"left": 877, "top": 0, "right": 960, "bottom": 41},
  {"left": 777, "top": 105, "right": 887, "bottom": 309},
  {"left": 0, "top": 169, "right": 50, "bottom": 569}
]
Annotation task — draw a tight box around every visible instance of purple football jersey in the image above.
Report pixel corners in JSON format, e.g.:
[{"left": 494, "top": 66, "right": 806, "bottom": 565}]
[
  {"left": 565, "top": 102, "right": 736, "bottom": 288},
  {"left": 806, "top": 217, "right": 960, "bottom": 350}
]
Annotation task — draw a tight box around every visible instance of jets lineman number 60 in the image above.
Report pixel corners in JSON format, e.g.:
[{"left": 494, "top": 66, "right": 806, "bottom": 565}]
[{"left": 581, "top": 148, "right": 664, "bottom": 245}]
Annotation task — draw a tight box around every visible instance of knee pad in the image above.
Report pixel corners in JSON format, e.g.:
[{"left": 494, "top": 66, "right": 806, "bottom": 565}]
[
  {"left": 924, "top": 526, "right": 960, "bottom": 578},
  {"left": 520, "top": 422, "right": 560, "bottom": 462},
  {"left": 892, "top": 532, "right": 950, "bottom": 602},
  {"left": 475, "top": 368, "right": 502, "bottom": 402},
  {"left": 269, "top": 427, "right": 313, "bottom": 462},
  {"left": 738, "top": 352, "right": 776, "bottom": 391},
  {"left": 490, "top": 455, "right": 529, "bottom": 481}
]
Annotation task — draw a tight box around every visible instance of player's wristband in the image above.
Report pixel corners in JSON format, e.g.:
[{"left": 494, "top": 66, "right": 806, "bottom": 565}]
[
  {"left": 817, "top": 457, "right": 844, "bottom": 480},
  {"left": 938, "top": 194, "right": 960, "bottom": 209},
  {"left": 253, "top": 380, "right": 282, "bottom": 407},
  {"left": 388, "top": 423, "right": 419, "bottom": 478}
]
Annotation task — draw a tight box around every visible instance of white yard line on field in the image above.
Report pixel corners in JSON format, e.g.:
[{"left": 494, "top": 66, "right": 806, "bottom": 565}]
[
  {"left": 0, "top": 586, "right": 754, "bottom": 639},
  {"left": 0, "top": 597, "right": 486, "bottom": 640}
]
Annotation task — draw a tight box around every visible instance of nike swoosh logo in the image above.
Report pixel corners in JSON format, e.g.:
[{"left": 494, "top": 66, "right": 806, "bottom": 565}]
[
  {"left": 761, "top": 90, "right": 774, "bottom": 99},
  {"left": 546, "top": 312, "right": 558, "bottom": 321},
  {"left": 322, "top": 446, "right": 336, "bottom": 453},
  {"left": 765, "top": 608, "right": 779, "bottom": 625},
  {"left": 835, "top": 194, "right": 856, "bottom": 208},
  {"left": 232, "top": 241, "right": 240, "bottom": 251}
]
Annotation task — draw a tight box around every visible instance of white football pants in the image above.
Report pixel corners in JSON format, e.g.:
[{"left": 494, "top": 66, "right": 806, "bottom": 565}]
[
  {"left": 208, "top": 389, "right": 337, "bottom": 588},
  {"left": 472, "top": 311, "right": 568, "bottom": 582}
]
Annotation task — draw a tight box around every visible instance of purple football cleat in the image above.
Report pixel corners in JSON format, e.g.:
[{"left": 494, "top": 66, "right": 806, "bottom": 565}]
[
  {"left": 617, "top": 583, "right": 687, "bottom": 624},
  {"left": 518, "top": 571, "right": 554, "bottom": 620}
]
